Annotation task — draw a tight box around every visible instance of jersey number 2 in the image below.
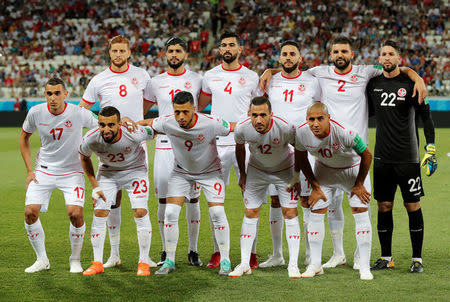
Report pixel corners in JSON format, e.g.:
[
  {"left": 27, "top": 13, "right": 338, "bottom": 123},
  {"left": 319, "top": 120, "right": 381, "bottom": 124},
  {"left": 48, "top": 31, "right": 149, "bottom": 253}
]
[{"left": 338, "top": 80, "right": 346, "bottom": 92}]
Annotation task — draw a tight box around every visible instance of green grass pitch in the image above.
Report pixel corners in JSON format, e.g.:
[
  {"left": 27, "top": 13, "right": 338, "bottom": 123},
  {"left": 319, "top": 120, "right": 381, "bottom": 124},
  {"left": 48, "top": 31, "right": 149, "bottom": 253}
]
[{"left": 0, "top": 127, "right": 449, "bottom": 302}]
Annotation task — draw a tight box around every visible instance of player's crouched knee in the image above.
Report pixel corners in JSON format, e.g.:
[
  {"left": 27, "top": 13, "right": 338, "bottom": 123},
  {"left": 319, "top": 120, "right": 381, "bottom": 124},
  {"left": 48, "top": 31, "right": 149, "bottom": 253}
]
[
  {"left": 24, "top": 207, "right": 39, "bottom": 224},
  {"left": 67, "top": 206, "right": 84, "bottom": 226},
  {"left": 133, "top": 208, "right": 148, "bottom": 218}
]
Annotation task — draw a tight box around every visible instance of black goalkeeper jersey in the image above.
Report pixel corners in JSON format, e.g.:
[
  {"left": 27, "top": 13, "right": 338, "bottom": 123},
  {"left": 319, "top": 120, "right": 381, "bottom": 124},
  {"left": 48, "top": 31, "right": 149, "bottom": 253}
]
[{"left": 367, "top": 73, "right": 432, "bottom": 164}]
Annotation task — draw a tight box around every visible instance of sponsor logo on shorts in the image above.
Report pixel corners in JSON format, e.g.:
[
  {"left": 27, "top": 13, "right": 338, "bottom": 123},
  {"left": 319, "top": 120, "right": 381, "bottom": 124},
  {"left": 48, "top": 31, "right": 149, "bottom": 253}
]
[
  {"left": 350, "top": 75, "right": 358, "bottom": 82},
  {"left": 244, "top": 198, "right": 249, "bottom": 205},
  {"left": 239, "top": 77, "right": 246, "bottom": 85},
  {"left": 397, "top": 88, "right": 407, "bottom": 97},
  {"left": 185, "top": 81, "right": 191, "bottom": 89},
  {"left": 65, "top": 120, "right": 72, "bottom": 128}
]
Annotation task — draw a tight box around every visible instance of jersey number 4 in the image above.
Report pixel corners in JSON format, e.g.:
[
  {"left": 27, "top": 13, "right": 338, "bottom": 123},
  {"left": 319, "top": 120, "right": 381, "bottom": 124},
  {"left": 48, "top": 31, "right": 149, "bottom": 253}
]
[{"left": 224, "top": 82, "right": 232, "bottom": 94}]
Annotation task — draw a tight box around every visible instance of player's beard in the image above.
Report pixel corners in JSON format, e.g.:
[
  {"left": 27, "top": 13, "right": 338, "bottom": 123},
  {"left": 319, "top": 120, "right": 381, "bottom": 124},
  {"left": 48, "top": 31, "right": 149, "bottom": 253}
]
[
  {"left": 222, "top": 52, "right": 238, "bottom": 64},
  {"left": 101, "top": 130, "right": 118, "bottom": 143},
  {"left": 333, "top": 57, "right": 351, "bottom": 71},
  {"left": 382, "top": 62, "right": 397, "bottom": 73},
  {"left": 281, "top": 62, "right": 299, "bottom": 74},
  {"left": 167, "top": 59, "right": 184, "bottom": 70},
  {"left": 111, "top": 58, "right": 127, "bottom": 69}
]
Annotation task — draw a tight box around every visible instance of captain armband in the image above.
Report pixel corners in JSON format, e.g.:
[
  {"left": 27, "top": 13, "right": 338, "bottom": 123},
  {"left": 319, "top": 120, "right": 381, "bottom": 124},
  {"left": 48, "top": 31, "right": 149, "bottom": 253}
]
[{"left": 352, "top": 134, "right": 367, "bottom": 154}]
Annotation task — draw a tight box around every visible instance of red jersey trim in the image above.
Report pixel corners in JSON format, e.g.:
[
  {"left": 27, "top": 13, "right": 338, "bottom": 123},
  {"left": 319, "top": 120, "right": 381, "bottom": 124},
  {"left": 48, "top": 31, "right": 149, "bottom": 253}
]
[
  {"left": 111, "top": 128, "right": 123, "bottom": 144},
  {"left": 298, "top": 122, "right": 308, "bottom": 129},
  {"left": 273, "top": 116, "right": 288, "bottom": 124},
  {"left": 331, "top": 119, "right": 345, "bottom": 129},
  {"left": 324, "top": 122, "right": 331, "bottom": 138},
  {"left": 221, "top": 64, "right": 243, "bottom": 72},
  {"left": 109, "top": 64, "right": 130, "bottom": 74},
  {"left": 87, "top": 128, "right": 100, "bottom": 137},
  {"left": 199, "top": 113, "right": 213, "bottom": 119},
  {"left": 78, "top": 150, "right": 89, "bottom": 157},
  {"left": 35, "top": 170, "right": 84, "bottom": 177},
  {"left": 22, "top": 129, "right": 32, "bottom": 134},
  {"left": 200, "top": 90, "right": 212, "bottom": 96},
  {"left": 185, "top": 113, "right": 199, "bottom": 129},
  {"left": 281, "top": 71, "right": 302, "bottom": 79},
  {"left": 334, "top": 65, "right": 353, "bottom": 75},
  {"left": 144, "top": 98, "right": 156, "bottom": 103},
  {"left": 238, "top": 118, "right": 251, "bottom": 125},
  {"left": 81, "top": 98, "right": 95, "bottom": 105},
  {"left": 47, "top": 102, "right": 67, "bottom": 116},
  {"left": 99, "top": 164, "right": 147, "bottom": 172},
  {"left": 264, "top": 118, "right": 274, "bottom": 133},
  {"left": 317, "top": 160, "right": 360, "bottom": 170},
  {"left": 173, "top": 167, "right": 222, "bottom": 175},
  {"left": 167, "top": 69, "right": 187, "bottom": 76},
  {"left": 248, "top": 163, "right": 294, "bottom": 174}
]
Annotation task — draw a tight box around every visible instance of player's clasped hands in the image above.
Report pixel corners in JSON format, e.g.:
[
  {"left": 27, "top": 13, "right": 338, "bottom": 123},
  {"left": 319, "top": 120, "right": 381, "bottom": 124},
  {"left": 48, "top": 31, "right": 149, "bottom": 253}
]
[
  {"left": 350, "top": 184, "right": 371, "bottom": 204},
  {"left": 91, "top": 187, "right": 107, "bottom": 207}
]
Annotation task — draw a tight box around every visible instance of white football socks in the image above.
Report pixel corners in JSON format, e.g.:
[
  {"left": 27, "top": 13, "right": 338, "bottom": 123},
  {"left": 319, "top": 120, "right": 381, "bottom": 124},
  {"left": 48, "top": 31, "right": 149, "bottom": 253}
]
[
  {"left": 107, "top": 206, "right": 121, "bottom": 258},
  {"left": 69, "top": 223, "right": 85, "bottom": 260},
  {"left": 209, "top": 211, "right": 220, "bottom": 253},
  {"left": 285, "top": 216, "right": 300, "bottom": 267},
  {"left": 157, "top": 202, "right": 166, "bottom": 251},
  {"left": 186, "top": 202, "right": 200, "bottom": 252},
  {"left": 135, "top": 213, "right": 152, "bottom": 264},
  {"left": 301, "top": 206, "right": 311, "bottom": 261},
  {"left": 353, "top": 211, "right": 372, "bottom": 272},
  {"left": 91, "top": 215, "right": 107, "bottom": 263},
  {"left": 328, "top": 203, "right": 345, "bottom": 257},
  {"left": 308, "top": 213, "right": 325, "bottom": 267},
  {"left": 270, "top": 206, "right": 284, "bottom": 258},
  {"left": 25, "top": 219, "right": 48, "bottom": 262},
  {"left": 240, "top": 216, "right": 258, "bottom": 265},
  {"left": 164, "top": 204, "right": 181, "bottom": 263},
  {"left": 209, "top": 206, "right": 230, "bottom": 261}
]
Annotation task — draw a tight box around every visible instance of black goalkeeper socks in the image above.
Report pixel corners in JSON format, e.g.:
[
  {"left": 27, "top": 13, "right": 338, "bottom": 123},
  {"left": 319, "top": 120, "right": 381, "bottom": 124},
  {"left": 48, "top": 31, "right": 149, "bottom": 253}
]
[
  {"left": 377, "top": 210, "right": 393, "bottom": 257},
  {"left": 408, "top": 208, "right": 424, "bottom": 259}
]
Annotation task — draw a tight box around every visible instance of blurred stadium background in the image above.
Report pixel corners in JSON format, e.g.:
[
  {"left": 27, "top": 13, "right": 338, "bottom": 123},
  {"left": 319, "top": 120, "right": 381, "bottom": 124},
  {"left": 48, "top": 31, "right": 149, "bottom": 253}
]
[{"left": 0, "top": 0, "right": 448, "bottom": 125}]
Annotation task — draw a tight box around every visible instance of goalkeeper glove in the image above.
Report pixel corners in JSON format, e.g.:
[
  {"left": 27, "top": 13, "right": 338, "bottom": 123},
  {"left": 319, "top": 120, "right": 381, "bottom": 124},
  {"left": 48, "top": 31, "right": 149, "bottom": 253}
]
[{"left": 421, "top": 143, "right": 437, "bottom": 176}]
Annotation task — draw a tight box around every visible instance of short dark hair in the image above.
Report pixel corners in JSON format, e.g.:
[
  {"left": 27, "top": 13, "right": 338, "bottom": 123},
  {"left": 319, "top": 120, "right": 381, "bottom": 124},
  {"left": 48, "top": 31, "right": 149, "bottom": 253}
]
[
  {"left": 250, "top": 96, "right": 271, "bottom": 112},
  {"left": 281, "top": 40, "right": 300, "bottom": 52},
  {"left": 99, "top": 106, "right": 121, "bottom": 121},
  {"left": 165, "top": 36, "right": 187, "bottom": 51},
  {"left": 381, "top": 40, "right": 400, "bottom": 54},
  {"left": 219, "top": 31, "right": 240, "bottom": 45},
  {"left": 45, "top": 77, "right": 66, "bottom": 90},
  {"left": 332, "top": 36, "right": 353, "bottom": 48},
  {"left": 173, "top": 91, "right": 194, "bottom": 106}
]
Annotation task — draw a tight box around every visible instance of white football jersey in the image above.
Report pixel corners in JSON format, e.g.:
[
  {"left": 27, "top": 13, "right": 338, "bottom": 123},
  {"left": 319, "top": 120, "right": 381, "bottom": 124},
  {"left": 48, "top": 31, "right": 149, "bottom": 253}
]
[
  {"left": 22, "top": 103, "right": 98, "bottom": 174},
  {"left": 82, "top": 64, "right": 152, "bottom": 121},
  {"left": 308, "top": 65, "right": 382, "bottom": 142},
  {"left": 295, "top": 120, "right": 366, "bottom": 168},
  {"left": 267, "top": 71, "right": 321, "bottom": 125},
  {"left": 79, "top": 125, "right": 154, "bottom": 171},
  {"left": 235, "top": 116, "right": 295, "bottom": 173},
  {"left": 151, "top": 113, "right": 232, "bottom": 174},
  {"left": 202, "top": 64, "right": 261, "bottom": 145},
  {"left": 144, "top": 69, "right": 202, "bottom": 148}
]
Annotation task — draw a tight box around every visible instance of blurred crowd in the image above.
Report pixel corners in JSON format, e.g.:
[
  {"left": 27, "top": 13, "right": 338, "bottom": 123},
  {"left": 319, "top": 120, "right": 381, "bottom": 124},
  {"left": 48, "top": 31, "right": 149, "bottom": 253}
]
[{"left": 0, "top": 0, "right": 448, "bottom": 99}]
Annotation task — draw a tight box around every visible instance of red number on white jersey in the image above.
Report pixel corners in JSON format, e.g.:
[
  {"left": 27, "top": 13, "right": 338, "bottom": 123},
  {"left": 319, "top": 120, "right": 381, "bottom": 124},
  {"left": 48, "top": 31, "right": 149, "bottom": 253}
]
[
  {"left": 132, "top": 179, "right": 148, "bottom": 194},
  {"left": 50, "top": 128, "right": 63, "bottom": 140},
  {"left": 169, "top": 89, "right": 181, "bottom": 101},
  {"left": 257, "top": 144, "right": 272, "bottom": 154},
  {"left": 337, "top": 80, "right": 346, "bottom": 92},
  {"left": 224, "top": 82, "right": 232, "bottom": 94},
  {"left": 290, "top": 189, "right": 299, "bottom": 201},
  {"left": 119, "top": 85, "right": 127, "bottom": 97},
  {"left": 318, "top": 148, "right": 332, "bottom": 158},
  {"left": 107, "top": 153, "right": 125, "bottom": 162},
  {"left": 214, "top": 183, "right": 222, "bottom": 195},
  {"left": 282, "top": 89, "right": 294, "bottom": 102},
  {"left": 74, "top": 186, "right": 84, "bottom": 199},
  {"left": 185, "top": 140, "right": 193, "bottom": 151}
]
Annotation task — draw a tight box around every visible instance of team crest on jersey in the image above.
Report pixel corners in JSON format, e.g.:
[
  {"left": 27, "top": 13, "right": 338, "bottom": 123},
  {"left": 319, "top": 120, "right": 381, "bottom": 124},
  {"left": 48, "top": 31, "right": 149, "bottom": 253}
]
[
  {"left": 124, "top": 146, "right": 132, "bottom": 154},
  {"left": 298, "top": 84, "right": 306, "bottom": 92},
  {"left": 131, "top": 77, "right": 138, "bottom": 86},
  {"left": 273, "top": 138, "right": 280, "bottom": 145},
  {"left": 65, "top": 120, "right": 72, "bottom": 128},
  {"left": 184, "top": 81, "right": 191, "bottom": 89},
  {"left": 239, "top": 77, "right": 246, "bottom": 85},
  {"left": 350, "top": 75, "right": 358, "bottom": 82},
  {"left": 197, "top": 134, "right": 205, "bottom": 142},
  {"left": 397, "top": 88, "right": 407, "bottom": 97},
  {"left": 332, "top": 143, "right": 340, "bottom": 151}
]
